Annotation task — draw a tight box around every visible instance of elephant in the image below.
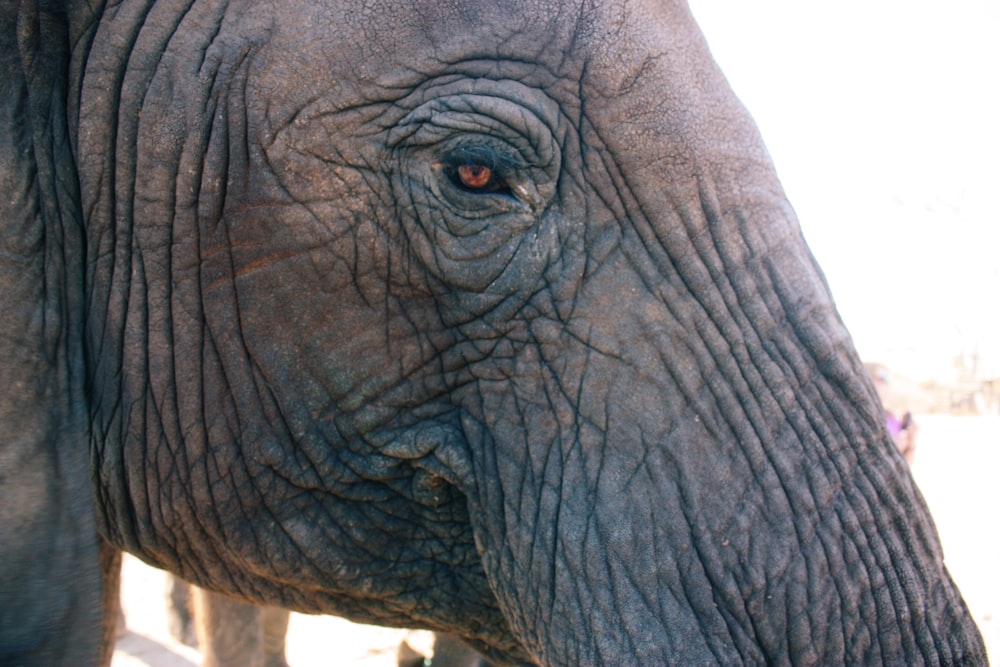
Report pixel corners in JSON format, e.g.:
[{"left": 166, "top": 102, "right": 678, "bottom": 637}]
[
  {"left": 0, "top": 0, "right": 988, "bottom": 665},
  {"left": 163, "top": 573, "right": 291, "bottom": 667}
]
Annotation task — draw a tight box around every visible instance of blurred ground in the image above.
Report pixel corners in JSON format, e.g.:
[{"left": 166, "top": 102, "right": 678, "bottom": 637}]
[{"left": 113, "top": 415, "right": 999, "bottom": 666}]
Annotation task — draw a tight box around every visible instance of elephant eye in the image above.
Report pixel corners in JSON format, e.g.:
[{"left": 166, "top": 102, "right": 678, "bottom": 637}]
[
  {"left": 448, "top": 162, "right": 510, "bottom": 195},
  {"left": 441, "top": 143, "right": 518, "bottom": 197}
]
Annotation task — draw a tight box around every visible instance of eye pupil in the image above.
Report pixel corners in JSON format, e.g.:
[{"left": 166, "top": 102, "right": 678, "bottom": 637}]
[{"left": 457, "top": 164, "right": 494, "bottom": 189}]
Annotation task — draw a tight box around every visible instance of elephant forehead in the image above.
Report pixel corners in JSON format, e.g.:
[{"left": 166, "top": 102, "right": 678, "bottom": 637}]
[
  {"left": 246, "top": 0, "right": 700, "bottom": 123},
  {"left": 258, "top": 0, "right": 573, "bottom": 77}
]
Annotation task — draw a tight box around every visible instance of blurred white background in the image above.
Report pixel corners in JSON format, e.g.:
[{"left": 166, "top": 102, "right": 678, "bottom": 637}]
[{"left": 689, "top": 0, "right": 1000, "bottom": 385}]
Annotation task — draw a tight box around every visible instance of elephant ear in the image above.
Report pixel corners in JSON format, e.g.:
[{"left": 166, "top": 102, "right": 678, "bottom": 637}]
[{"left": 0, "top": 3, "right": 102, "bottom": 664}]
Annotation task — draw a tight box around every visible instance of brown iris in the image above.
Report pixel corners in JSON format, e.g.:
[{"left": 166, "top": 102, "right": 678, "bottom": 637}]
[{"left": 454, "top": 163, "right": 507, "bottom": 193}]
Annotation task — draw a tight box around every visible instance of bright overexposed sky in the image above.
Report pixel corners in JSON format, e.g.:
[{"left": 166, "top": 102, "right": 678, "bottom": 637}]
[{"left": 687, "top": 0, "right": 1000, "bottom": 381}]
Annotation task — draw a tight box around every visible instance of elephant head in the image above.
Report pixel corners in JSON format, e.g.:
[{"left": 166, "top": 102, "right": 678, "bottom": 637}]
[{"left": 0, "top": 0, "right": 986, "bottom": 665}]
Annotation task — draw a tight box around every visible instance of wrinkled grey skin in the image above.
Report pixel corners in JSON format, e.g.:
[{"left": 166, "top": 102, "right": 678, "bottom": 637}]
[{"left": 0, "top": 0, "right": 988, "bottom": 665}]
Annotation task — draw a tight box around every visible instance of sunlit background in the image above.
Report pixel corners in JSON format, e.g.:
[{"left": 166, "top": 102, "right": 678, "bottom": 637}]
[{"left": 689, "top": 0, "right": 999, "bottom": 404}]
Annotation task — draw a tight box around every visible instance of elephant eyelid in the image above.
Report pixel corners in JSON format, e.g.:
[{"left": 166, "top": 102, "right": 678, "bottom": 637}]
[{"left": 446, "top": 142, "right": 524, "bottom": 171}]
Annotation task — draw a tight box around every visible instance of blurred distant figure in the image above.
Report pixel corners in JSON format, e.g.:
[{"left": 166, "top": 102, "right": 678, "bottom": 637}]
[{"left": 867, "top": 363, "right": 918, "bottom": 465}]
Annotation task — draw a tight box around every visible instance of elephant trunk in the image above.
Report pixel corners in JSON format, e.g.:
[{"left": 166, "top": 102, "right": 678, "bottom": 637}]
[{"left": 456, "top": 137, "right": 983, "bottom": 666}]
